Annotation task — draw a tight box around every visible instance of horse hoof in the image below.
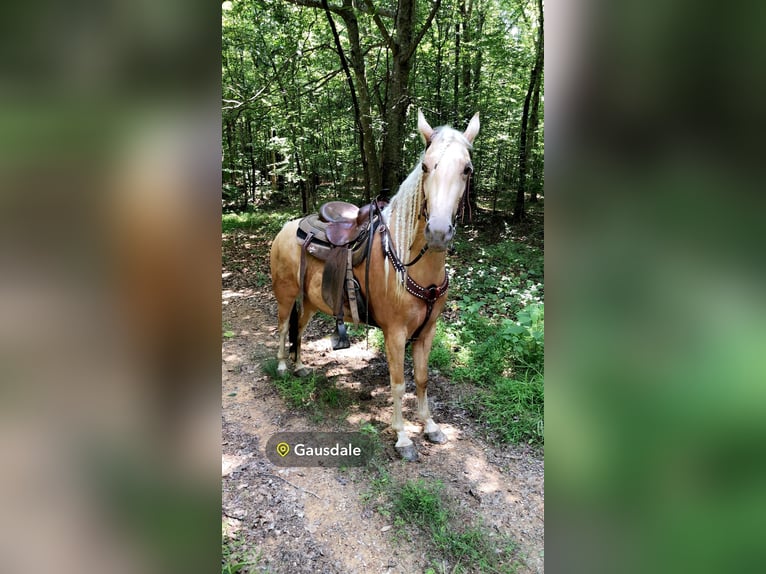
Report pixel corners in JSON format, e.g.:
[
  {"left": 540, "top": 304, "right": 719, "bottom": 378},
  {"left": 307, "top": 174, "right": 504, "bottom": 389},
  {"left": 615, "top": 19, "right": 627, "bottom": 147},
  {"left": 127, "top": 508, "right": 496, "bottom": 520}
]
[
  {"left": 395, "top": 444, "right": 419, "bottom": 462},
  {"left": 425, "top": 429, "right": 447, "bottom": 444},
  {"left": 295, "top": 367, "right": 313, "bottom": 378}
]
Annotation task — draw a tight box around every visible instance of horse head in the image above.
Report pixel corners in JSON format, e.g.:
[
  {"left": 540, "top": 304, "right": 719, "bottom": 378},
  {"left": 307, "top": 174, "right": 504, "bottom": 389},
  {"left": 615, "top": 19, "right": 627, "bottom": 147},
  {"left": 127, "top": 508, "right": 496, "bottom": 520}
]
[{"left": 417, "top": 109, "right": 480, "bottom": 251}]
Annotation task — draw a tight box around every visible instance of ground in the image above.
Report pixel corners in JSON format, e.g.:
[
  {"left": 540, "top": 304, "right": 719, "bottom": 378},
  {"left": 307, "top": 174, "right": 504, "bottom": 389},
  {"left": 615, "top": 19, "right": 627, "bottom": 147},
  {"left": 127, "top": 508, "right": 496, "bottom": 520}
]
[{"left": 221, "top": 249, "right": 544, "bottom": 574}]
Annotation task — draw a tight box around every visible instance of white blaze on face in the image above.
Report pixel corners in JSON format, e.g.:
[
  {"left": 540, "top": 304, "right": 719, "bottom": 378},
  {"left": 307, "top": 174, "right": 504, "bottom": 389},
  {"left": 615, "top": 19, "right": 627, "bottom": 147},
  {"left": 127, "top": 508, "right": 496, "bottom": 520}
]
[{"left": 417, "top": 111, "right": 480, "bottom": 250}]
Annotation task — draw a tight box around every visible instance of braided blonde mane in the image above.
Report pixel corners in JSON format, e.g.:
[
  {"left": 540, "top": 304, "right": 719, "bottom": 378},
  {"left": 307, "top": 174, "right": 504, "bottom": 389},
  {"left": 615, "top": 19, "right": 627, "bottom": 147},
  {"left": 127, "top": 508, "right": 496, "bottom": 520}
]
[{"left": 382, "top": 160, "right": 424, "bottom": 298}]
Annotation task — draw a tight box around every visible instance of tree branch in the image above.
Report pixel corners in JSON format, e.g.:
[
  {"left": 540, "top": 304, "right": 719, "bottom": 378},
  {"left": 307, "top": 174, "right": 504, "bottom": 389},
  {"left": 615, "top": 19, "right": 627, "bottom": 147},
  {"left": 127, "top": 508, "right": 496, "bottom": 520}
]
[
  {"left": 222, "top": 86, "right": 268, "bottom": 111},
  {"left": 405, "top": 0, "right": 442, "bottom": 61},
  {"left": 287, "top": 0, "right": 394, "bottom": 18},
  {"left": 300, "top": 67, "right": 345, "bottom": 96},
  {"left": 362, "top": 0, "right": 393, "bottom": 48}
]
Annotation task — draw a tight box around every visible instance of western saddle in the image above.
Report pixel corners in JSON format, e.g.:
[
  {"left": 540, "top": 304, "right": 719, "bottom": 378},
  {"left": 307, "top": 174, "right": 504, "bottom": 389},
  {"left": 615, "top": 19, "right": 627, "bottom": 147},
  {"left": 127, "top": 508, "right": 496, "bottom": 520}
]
[{"left": 296, "top": 200, "right": 384, "bottom": 350}]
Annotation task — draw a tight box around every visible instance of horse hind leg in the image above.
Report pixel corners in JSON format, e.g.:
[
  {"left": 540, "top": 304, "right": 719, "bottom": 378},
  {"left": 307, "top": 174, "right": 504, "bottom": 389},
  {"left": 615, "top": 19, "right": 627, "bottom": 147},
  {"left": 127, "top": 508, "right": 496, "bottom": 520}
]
[
  {"left": 275, "top": 300, "right": 295, "bottom": 375},
  {"left": 276, "top": 300, "right": 316, "bottom": 377},
  {"left": 293, "top": 303, "right": 316, "bottom": 377}
]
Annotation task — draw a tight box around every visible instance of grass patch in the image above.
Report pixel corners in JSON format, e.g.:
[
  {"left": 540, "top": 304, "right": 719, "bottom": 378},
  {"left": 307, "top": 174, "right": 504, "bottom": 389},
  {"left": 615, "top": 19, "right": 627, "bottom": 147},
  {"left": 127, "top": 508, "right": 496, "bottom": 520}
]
[
  {"left": 222, "top": 529, "right": 262, "bottom": 574},
  {"left": 222, "top": 210, "right": 294, "bottom": 235},
  {"left": 262, "top": 358, "right": 354, "bottom": 412},
  {"left": 471, "top": 372, "right": 544, "bottom": 445},
  {"left": 392, "top": 479, "right": 448, "bottom": 530},
  {"left": 428, "top": 302, "right": 544, "bottom": 446},
  {"left": 262, "top": 358, "right": 317, "bottom": 408},
  {"left": 381, "top": 479, "right": 519, "bottom": 573},
  {"left": 428, "top": 321, "right": 453, "bottom": 373},
  {"left": 318, "top": 385, "right": 353, "bottom": 409}
]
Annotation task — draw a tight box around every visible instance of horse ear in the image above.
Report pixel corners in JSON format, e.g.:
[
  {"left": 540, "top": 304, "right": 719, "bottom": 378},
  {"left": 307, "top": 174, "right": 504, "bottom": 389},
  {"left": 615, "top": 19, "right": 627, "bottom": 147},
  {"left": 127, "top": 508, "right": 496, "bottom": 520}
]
[
  {"left": 463, "top": 112, "right": 480, "bottom": 143},
  {"left": 418, "top": 109, "right": 434, "bottom": 144}
]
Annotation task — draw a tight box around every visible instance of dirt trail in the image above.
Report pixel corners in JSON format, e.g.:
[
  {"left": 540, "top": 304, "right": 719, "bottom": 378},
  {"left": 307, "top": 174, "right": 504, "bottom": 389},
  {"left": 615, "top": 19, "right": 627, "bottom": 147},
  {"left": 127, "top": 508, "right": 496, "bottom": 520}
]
[{"left": 222, "top": 285, "right": 544, "bottom": 573}]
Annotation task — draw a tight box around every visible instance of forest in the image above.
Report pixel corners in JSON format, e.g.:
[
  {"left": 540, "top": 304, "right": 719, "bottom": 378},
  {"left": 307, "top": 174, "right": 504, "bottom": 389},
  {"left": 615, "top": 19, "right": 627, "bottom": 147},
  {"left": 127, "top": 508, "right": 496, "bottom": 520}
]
[
  {"left": 222, "top": 2, "right": 544, "bottom": 570},
  {"left": 222, "top": 0, "right": 543, "bottom": 219}
]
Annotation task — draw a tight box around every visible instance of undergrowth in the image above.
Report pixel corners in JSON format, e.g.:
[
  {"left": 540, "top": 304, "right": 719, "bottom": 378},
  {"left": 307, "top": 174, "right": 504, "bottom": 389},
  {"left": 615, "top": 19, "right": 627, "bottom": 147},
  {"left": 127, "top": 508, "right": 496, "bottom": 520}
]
[
  {"left": 222, "top": 528, "right": 262, "bottom": 574},
  {"left": 434, "top": 232, "right": 545, "bottom": 446},
  {"left": 261, "top": 358, "right": 353, "bottom": 413},
  {"left": 372, "top": 478, "right": 520, "bottom": 574},
  {"left": 222, "top": 210, "right": 294, "bottom": 235}
]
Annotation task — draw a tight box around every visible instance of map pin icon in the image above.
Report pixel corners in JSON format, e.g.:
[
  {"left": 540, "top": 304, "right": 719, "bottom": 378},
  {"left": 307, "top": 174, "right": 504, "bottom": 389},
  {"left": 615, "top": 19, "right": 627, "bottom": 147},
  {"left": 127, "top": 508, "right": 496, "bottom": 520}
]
[{"left": 276, "top": 442, "right": 290, "bottom": 457}]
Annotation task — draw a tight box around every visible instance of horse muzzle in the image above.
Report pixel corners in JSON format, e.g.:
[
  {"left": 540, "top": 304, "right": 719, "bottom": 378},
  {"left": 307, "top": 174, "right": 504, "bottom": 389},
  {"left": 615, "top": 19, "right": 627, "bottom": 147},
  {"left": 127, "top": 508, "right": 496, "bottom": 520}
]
[{"left": 425, "top": 218, "right": 455, "bottom": 251}]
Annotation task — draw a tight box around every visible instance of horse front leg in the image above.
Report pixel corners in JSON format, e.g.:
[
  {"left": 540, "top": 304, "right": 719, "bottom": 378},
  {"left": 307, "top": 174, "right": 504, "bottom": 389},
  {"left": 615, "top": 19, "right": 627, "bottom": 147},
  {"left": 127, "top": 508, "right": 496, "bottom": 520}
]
[
  {"left": 412, "top": 327, "right": 447, "bottom": 444},
  {"left": 385, "top": 329, "right": 418, "bottom": 461}
]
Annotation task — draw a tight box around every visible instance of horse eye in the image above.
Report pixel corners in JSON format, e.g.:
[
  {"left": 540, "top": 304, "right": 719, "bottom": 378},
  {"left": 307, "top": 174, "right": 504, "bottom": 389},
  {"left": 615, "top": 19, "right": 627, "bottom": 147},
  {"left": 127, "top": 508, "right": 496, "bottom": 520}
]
[
  {"left": 463, "top": 164, "right": 473, "bottom": 175},
  {"left": 422, "top": 163, "right": 429, "bottom": 173}
]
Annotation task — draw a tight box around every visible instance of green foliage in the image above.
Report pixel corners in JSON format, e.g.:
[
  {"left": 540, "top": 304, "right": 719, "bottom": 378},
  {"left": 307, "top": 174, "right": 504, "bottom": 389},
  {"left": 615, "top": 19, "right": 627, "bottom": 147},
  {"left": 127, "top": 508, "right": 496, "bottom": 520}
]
[
  {"left": 392, "top": 479, "right": 448, "bottom": 531},
  {"left": 428, "top": 322, "right": 454, "bottom": 373},
  {"left": 430, "top": 304, "right": 543, "bottom": 446},
  {"left": 423, "top": 231, "right": 546, "bottom": 446},
  {"left": 223, "top": 0, "right": 544, "bottom": 211},
  {"left": 473, "top": 372, "right": 544, "bottom": 445},
  {"left": 221, "top": 210, "right": 293, "bottom": 235},
  {"left": 448, "top": 236, "right": 544, "bottom": 320},
  {"left": 221, "top": 530, "right": 261, "bottom": 574},
  {"left": 382, "top": 479, "right": 519, "bottom": 573},
  {"left": 450, "top": 302, "right": 544, "bottom": 383},
  {"left": 503, "top": 303, "right": 544, "bottom": 369},
  {"left": 262, "top": 359, "right": 353, "bottom": 412}
]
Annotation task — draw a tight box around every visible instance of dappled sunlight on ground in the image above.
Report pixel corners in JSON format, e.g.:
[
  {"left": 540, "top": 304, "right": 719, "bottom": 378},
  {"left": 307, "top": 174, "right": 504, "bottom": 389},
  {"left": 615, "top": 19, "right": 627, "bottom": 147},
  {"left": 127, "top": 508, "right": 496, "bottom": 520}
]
[
  {"left": 222, "top": 288, "right": 257, "bottom": 303},
  {"left": 222, "top": 284, "right": 544, "bottom": 573}
]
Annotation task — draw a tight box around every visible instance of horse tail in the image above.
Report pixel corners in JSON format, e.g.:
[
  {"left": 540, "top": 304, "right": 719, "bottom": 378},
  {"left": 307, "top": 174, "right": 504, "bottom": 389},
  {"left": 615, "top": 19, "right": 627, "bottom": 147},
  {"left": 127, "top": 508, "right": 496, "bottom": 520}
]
[{"left": 288, "top": 300, "right": 300, "bottom": 359}]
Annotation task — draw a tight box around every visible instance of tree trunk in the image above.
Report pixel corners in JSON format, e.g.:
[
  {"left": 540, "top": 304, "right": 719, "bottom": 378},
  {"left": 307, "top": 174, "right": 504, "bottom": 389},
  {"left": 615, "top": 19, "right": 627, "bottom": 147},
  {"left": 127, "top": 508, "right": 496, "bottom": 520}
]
[
  {"left": 460, "top": 0, "right": 473, "bottom": 116},
  {"left": 246, "top": 118, "right": 256, "bottom": 209},
  {"left": 338, "top": 0, "right": 381, "bottom": 201},
  {"left": 321, "top": 0, "right": 379, "bottom": 202},
  {"left": 434, "top": 20, "right": 450, "bottom": 119},
  {"left": 470, "top": 10, "right": 484, "bottom": 112},
  {"left": 527, "top": 80, "right": 542, "bottom": 204},
  {"left": 453, "top": 0, "right": 463, "bottom": 124},
  {"left": 380, "top": 0, "right": 416, "bottom": 196},
  {"left": 513, "top": 0, "right": 543, "bottom": 222},
  {"left": 379, "top": 0, "right": 442, "bottom": 197}
]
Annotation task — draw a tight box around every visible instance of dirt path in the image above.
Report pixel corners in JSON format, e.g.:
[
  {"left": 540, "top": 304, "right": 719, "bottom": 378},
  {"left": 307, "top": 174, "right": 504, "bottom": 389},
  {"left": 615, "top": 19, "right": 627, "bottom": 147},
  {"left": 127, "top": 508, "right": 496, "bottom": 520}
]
[{"left": 222, "top": 284, "right": 544, "bottom": 573}]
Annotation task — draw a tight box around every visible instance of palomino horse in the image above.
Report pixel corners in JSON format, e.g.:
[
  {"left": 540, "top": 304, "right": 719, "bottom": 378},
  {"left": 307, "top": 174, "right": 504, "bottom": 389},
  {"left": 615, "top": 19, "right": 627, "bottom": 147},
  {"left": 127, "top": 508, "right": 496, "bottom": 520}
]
[{"left": 269, "top": 110, "right": 479, "bottom": 460}]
